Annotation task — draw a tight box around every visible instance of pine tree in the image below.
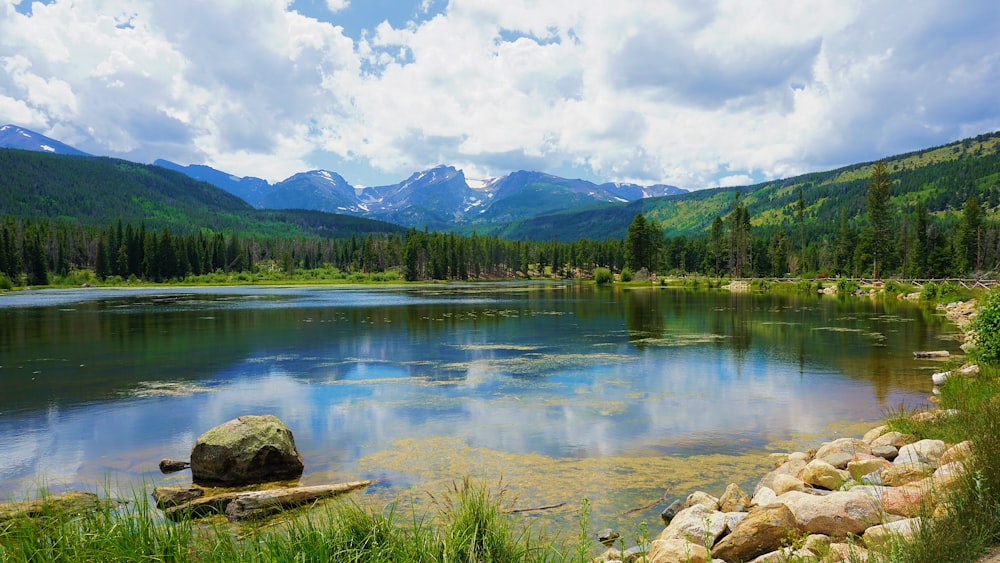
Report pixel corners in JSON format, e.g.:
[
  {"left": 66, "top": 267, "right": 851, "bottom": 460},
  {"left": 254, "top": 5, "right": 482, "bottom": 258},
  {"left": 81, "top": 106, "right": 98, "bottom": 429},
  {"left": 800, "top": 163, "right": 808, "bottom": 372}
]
[
  {"left": 865, "top": 161, "right": 893, "bottom": 278},
  {"left": 960, "top": 194, "right": 983, "bottom": 274}
]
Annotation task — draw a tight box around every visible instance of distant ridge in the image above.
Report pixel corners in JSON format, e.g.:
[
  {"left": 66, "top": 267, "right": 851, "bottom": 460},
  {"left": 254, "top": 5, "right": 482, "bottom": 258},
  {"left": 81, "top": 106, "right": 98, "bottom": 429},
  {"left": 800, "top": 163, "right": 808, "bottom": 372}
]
[{"left": 0, "top": 124, "right": 91, "bottom": 156}]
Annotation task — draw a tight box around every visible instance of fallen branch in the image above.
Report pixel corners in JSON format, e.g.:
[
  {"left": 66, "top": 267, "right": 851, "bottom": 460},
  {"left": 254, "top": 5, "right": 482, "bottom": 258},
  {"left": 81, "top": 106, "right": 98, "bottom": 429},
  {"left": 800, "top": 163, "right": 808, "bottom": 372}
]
[
  {"left": 621, "top": 489, "right": 670, "bottom": 516},
  {"left": 508, "top": 502, "right": 567, "bottom": 514},
  {"left": 162, "top": 480, "right": 375, "bottom": 522}
]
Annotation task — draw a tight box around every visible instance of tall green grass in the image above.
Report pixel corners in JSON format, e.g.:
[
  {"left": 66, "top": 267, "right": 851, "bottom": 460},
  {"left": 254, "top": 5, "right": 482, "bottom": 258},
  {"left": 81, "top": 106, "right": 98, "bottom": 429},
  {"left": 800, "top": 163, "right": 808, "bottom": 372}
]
[
  {"left": 0, "top": 478, "right": 585, "bottom": 562},
  {"left": 873, "top": 367, "right": 1000, "bottom": 563}
]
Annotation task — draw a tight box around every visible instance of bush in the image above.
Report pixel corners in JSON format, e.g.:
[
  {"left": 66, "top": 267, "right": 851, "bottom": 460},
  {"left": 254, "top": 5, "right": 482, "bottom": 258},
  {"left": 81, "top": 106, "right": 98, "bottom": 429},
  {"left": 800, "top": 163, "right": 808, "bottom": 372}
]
[
  {"left": 594, "top": 268, "right": 612, "bottom": 285},
  {"left": 837, "top": 279, "right": 860, "bottom": 294},
  {"left": 970, "top": 289, "right": 1000, "bottom": 365},
  {"left": 619, "top": 268, "right": 633, "bottom": 282},
  {"left": 0, "top": 273, "right": 13, "bottom": 290},
  {"left": 921, "top": 282, "right": 938, "bottom": 301}
]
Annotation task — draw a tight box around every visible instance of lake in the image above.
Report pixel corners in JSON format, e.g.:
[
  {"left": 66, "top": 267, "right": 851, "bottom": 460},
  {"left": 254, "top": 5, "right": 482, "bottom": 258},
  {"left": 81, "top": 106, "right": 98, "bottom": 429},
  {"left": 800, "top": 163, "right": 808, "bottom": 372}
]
[{"left": 0, "top": 282, "right": 960, "bottom": 530}]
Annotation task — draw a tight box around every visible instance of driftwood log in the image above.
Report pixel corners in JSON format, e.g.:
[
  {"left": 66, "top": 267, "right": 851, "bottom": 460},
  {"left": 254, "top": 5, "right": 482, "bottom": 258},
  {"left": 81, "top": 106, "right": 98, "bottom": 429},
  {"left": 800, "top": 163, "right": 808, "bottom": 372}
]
[
  {"left": 159, "top": 480, "right": 375, "bottom": 522},
  {"left": 914, "top": 350, "right": 950, "bottom": 358}
]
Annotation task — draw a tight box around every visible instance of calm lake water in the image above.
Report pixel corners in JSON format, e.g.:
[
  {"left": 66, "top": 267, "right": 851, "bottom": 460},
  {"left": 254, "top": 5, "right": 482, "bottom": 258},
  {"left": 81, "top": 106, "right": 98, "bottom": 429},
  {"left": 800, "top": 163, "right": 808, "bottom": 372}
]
[{"left": 0, "top": 282, "right": 961, "bottom": 530}]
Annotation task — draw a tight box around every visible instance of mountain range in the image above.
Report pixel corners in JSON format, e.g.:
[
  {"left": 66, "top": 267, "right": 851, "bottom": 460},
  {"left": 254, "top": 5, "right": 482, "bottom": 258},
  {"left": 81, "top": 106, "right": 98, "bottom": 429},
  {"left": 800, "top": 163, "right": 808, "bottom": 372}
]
[{"left": 151, "top": 160, "right": 686, "bottom": 232}]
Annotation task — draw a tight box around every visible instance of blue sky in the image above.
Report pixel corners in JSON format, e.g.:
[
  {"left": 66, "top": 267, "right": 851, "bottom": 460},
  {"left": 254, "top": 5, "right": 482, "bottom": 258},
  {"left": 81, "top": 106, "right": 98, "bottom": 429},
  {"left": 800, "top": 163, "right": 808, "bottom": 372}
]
[{"left": 1, "top": 0, "right": 998, "bottom": 189}]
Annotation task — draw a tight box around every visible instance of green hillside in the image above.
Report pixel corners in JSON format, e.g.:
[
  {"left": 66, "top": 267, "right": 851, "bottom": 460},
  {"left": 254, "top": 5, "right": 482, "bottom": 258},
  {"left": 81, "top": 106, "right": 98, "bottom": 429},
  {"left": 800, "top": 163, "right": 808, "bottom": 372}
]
[
  {"left": 0, "top": 149, "right": 404, "bottom": 238},
  {"left": 507, "top": 131, "right": 1000, "bottom": 241}
]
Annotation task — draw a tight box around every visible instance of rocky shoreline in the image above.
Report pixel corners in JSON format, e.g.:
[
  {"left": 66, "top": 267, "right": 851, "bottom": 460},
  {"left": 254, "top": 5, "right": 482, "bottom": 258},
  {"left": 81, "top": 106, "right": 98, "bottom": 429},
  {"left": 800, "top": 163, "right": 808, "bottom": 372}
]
[{"left": 592, "top": 298, "right": 981, "bottom": 563}]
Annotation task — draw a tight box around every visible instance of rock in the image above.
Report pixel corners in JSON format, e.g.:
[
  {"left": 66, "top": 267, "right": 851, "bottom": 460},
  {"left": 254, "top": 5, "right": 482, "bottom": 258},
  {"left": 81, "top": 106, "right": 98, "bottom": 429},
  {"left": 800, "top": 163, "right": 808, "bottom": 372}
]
[
  {"left": 895, "top": 439, "right": 946, "bottom": 467},
  {"left": 657, "top": 504, "right": 727, "bottom": 548},
  {"left": 680, "top": 491, "right": 720, "bottom": 511},
  {"left": 932, "top": 370, "right": 951, "bottom": 385},
  {"left": 940, "top": 440, "right": 972, "bottom": 465},
  {"left": 870, "top": 431, "right": 916, "bottom": 449},
  {"left": 820, "top": 452, "right": 854, "bottom": 469},
  {"left": 879, "top": 479, "right": 933, "bottom": 517},
  {"left": 159, "top": 458, "right": 191, "bottom": 474},
  {"left": 862, "top": 425, "right": 888, "bottom": 444},
  {"left": 825, "top": 542, "right": 869, "bottom": 562},
  {"left": 800, "top": 459, "right": 849, "bottom": 490},
  {"left": 881, "top": 462, "right": 934, "bottom": 487},
  {"left": 0, "top": 491, "right": 108, "bottom": 522},
  {"left": 913, "top": 350, "right": 949, "bottom": 358},
  {"left": 772, "top": 490, "right": 881, "bottom": 537},
  {"left": 788, "top": 451, "right": 811, "bottom": 462},
  {"left": 190, "top": 415, "right": 305, "bottom": 486},
  {"left": 957, "top": 364, "right": 980, "bottom": 376},
  {"left": 815, "top": 438, "right": 871, "bottom": 461},
  {"left": 151, "top": 486, "right": 204, "bottom": 509},
  {"left": 801, "top": 533, "right": 832, "bottom": 555},
  {"left": 871, "top": 445, "right": 899, "bottom": 461},
  {"left": 660, "top": 499, "right": 682, "bottom": 524},
  {"left": 862, "top": 517, "right": 922, "bottom": 549},
  {"left": 622, "top": 544, "right": 649, "bottom": 562},
  {"left": 593, "top": 547, "right": 622, "bottom": 562},
  {"left": 756, "top": 459, "right": 807, "bottom": 493},
  {"left": 751, "top": 486, "right": 777, "bottom": 507},
  {"left": 647, "top": 538, "right": 710, "bottom": 563},
  {"left": 932, "top": 461, "right": 967, "bottom": 491},
  {"left": 711, "top": 504, "right": 798, "bottom": 562},
  {"left": 597, "top": 528, "right": 621, "bottom": 546},
  {"left": 718, "top": 483, "right": 750, "bottom": 512},
  {"left": 847, "top": 457, "right": 890, "bottom": 482},
  {"left": 770, "top": 474, "right": 808, "bottom": 495},
  {"left": 724, "top": 511, "right": 747, "bottom": 533},
  {"left": 747, "top": 547, "right": 796, "bottom": 562}
]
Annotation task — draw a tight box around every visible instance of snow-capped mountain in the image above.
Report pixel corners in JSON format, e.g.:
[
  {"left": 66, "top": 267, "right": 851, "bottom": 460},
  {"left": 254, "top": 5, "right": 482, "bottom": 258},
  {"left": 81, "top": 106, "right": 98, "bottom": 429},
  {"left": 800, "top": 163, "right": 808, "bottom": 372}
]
[
  {"left": 0, "top": 124, "right": 91, "bottom": 156},
  {"left": 0, "top": 123, "right": 687, "bottom": 230}
]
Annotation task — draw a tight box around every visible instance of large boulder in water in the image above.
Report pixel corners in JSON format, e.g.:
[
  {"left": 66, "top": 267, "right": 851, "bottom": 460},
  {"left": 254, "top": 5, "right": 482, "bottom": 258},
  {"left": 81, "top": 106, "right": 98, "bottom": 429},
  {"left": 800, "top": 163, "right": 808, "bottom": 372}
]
[{"left": 190, "top": 415, "right": 304, "bottom": 486}]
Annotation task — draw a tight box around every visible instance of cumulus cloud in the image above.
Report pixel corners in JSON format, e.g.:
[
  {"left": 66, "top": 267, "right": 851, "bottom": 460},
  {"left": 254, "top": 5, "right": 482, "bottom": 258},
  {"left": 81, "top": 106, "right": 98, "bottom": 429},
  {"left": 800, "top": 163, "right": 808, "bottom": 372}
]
[{"left": 0, "top": 0, "right": 997, "bottom": 188}]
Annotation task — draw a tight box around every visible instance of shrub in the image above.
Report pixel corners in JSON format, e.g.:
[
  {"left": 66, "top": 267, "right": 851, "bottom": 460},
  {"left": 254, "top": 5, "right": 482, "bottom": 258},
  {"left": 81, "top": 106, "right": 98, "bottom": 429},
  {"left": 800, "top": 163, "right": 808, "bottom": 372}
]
[
  {"left": 837, "top": 279, "right": 860, "bottom": 294},
  {"left": 619, "top": 268, "right": 633, "bottom": 282},
  {"left": 970, "top": 288, "right": 1000, "bottom": 365},
  {"left": 921, "top": 282, "right": 938, "bottom": 301},
  {"left": 594, "top": 268, "right": 613, "bottom": 285}
]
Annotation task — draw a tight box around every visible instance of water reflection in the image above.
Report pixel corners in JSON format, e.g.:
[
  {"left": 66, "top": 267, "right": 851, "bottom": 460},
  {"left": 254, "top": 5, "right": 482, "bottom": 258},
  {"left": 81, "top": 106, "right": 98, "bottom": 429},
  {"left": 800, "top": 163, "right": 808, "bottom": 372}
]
[{"left": 0, "top": 283, "right": 959, "bottom": 526}]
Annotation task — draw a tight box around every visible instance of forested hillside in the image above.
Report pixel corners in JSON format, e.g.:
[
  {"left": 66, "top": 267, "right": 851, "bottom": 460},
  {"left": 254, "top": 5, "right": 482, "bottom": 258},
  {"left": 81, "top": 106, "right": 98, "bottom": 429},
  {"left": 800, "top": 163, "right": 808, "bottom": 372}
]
[{"left": 0, "top": 149, "right": 404, "bottom": 239}]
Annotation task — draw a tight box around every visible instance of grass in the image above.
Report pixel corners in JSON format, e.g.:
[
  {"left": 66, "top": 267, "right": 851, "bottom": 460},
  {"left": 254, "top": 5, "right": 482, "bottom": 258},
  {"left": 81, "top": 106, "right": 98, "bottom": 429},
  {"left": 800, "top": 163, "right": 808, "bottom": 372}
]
[
  {"left": 871, "top": 366, "right": 1000, "bottom": 563},
  {"left": 0, "top": 478, "right": 588, "bottom": 562}
]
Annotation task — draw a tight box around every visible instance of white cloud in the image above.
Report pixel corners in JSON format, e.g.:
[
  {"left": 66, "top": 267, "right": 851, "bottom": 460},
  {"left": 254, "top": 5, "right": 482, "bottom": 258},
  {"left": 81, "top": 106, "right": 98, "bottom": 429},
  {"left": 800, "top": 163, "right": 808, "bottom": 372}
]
[
  {"left": 0, "top": 0, "right": 997, "bottom": 188},
  {"left": 325, "top": 0, "right": 349, "bottom": 13}
]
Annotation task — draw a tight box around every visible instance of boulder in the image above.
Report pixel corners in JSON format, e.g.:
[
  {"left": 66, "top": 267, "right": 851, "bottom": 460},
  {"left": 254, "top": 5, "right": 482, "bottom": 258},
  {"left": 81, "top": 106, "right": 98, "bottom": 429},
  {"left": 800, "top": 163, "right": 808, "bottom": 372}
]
[
  {"left": 190, "top": 415, "right": 304, "bottom": 486},
  {"left": 751, "top": 486, "right": 777, "bottom": 507},
  {"left": 597, "top": 528, "right": 621, "bottom": 546},
  {"left": 622, "top": 544, "right": 649, "bottom": 562},
  {"left": 895, "top": 439, "right": 946, "bottom": 466},
  {"left": 647, "top": 538, "right": 710, "bottom": 563},
  {"left": 862, "top": 425, "right": 888, "bottom": 443},
  {"left": 718, "top": 483, "right": 750, "bottom": 512},
  {"left": 656, "top": 504, "right": 727, "bottom": 548},
  {"left": 932, "top": 462, "right": 967, "bottom": 491},
  {"left": 820, "top": 452, "right": 854, "bottom": 470},
  {"left": 825, "top": 542, "right": 870, "bottom": 562},
  {"left": 881, "top": 462, "right": 934, "bottom": 487},
  {"left": 940, "top": 440, "right": 972, "bottom": 465},
  {"left": 870, "top": 431, "right": 915, "bottom": 449},
  {"left": 756, "top": 459, "right": 807, "bottom": 493},
  {"left": 711, "top": 503, "right": 798, "bottom": 562},
  {"left": 679, "top": 490, "right": 720, "bottom": 511},
  {"left": 815, "top": 438, "right": 871, "bottom": 461},
  {"left": 770, "top": 474, "right": 808, "bottom": 495},
  {"left": 772, "top": 490, "right": 881, "bottom": 537},
  {"left": 800, "top": 459, "right": 849, "bottom": 490},
  {"left": 659, "top": 499, "right": 682, "bottom": 524},
  {"left": 847, "top": 457, "right": 890, "bottom": 482},
  {"left": 862, "top": 517, "right": 922, "bottom": 549},
  {"left": 879, "top": 479, "right": 933, "bottom": 517},
  {"left": 724, "top": 511, "right": 747, "bottom": 533},
  {"left": 871, "top": 445, "right": 898, "bottom": 461}
]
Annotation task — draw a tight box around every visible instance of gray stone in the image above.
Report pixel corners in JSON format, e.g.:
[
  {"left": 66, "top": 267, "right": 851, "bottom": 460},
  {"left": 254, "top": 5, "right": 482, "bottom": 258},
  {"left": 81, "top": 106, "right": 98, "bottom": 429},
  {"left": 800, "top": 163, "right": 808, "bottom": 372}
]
[
  {"left": 598, "top": 528, "right": 621, "bottom": 546},
  {"left": 656, "top": 504, "right": 727, "bottom": 548},
  {"left": 660, "top": 499, "right": 682, "bottom": 524},
  {"left": 190, "top": 415, "right": 304, "bottom": 486},
  {"left": 711, "top": 503, "right": 798, "bottom": 562}
]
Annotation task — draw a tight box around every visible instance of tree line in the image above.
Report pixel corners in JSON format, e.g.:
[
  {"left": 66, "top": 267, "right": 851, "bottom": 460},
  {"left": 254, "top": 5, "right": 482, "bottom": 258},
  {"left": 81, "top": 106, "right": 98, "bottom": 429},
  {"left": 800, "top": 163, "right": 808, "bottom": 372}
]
[
  {"left": 2, "top": 161, "right": 997, "bottom": 286},
  {"left": 621, "top": 160, "right": 998, "bottom": 280}
]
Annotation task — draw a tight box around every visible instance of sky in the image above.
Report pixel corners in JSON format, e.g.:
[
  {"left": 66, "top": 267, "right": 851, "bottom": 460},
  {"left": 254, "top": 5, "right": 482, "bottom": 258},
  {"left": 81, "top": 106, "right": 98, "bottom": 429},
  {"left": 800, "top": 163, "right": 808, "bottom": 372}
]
[{"left": 1, "top": 0, "right": 998, "bottom": 190}]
